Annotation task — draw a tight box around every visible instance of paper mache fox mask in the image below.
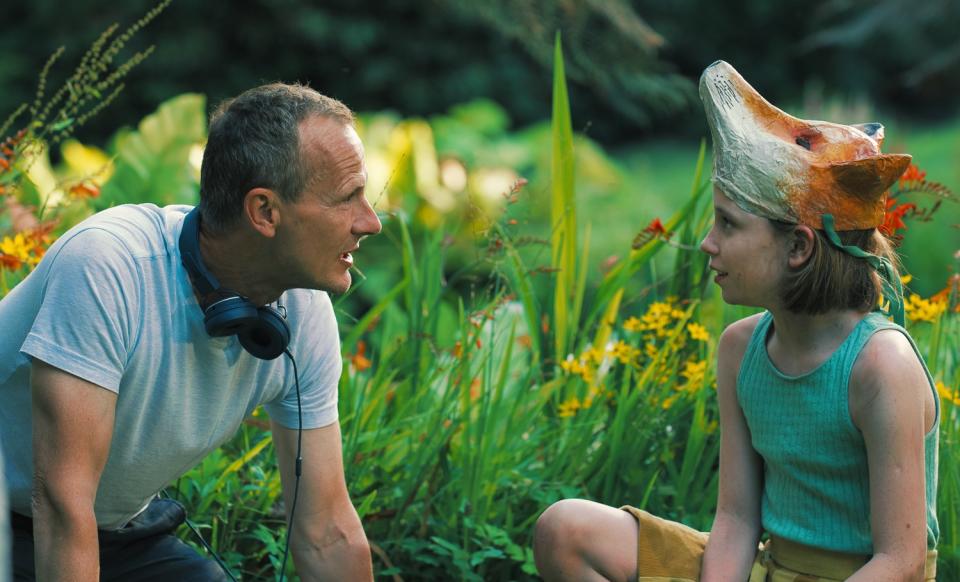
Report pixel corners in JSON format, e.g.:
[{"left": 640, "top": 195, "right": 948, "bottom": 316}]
[{"left": 699, "top": 60, "right": 911, "bottom": 231}]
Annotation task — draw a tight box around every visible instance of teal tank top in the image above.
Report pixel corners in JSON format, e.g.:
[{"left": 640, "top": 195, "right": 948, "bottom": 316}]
[{"left": 737, "top": 311, "right": 939, "bottom": 553}]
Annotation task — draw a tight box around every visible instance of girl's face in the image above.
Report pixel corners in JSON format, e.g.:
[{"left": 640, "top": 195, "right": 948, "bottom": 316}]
[{"left": 700, "top": 187, "right": 790, "bottom": 309}]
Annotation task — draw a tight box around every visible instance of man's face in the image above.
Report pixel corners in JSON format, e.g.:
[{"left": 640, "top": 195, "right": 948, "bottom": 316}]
[{"left": 278, "top": 115, "right": 381, "bottom": 294}]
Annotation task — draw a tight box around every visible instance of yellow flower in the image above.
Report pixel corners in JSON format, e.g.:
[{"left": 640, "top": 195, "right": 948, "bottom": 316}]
[
  {"left": 560, "top": 355, "right": 594, "bottom": 384},
  {"left": 661, "top": 393, "right": 680, "bottom": 410},
  {"left": 687, "top": 322, "right": 710, "bottom": 342},
  {"left": 904, "top": 293, "right": 947, "bottom": 323},
  {"left": 644, "top": 342, "right": 659, "bottom": 359},
  {"left": 936, "top": 380, "right": 960, "bottom": 406},
  {"left": 560, "top": 355, "right": 582, "bottom": 374},
  {"left": 558, "top": 396, "right": 582, "bottom": 417},
  {"left": 623, "top": 316, "right": 643, "bottom": 332},
  {"left": 681, "top": 359, "right": 708, "bottom": 388},
  {"left": 0, "top": 233, "right": 33, "bottom": 261},
  {"left": 0, "top": 232, "right": 46, "bottom": 270},
  {"left": 610, "top": 340, "right": 640, "bottom": 365},
  {"left": 584, "top": 346, "right": 605, "bottom": 365}
]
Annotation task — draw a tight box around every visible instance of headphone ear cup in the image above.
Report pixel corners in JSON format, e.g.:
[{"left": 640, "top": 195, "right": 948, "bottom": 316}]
[
  {"left": 237, "top": 306, "right": 291, "bottom": 360},
  {"left": 203, "top": 296, "right": 260, "bottom": 337}
]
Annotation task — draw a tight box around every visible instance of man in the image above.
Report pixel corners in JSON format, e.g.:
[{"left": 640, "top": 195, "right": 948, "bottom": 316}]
[
  {"left": 0, "top": 83, "right": 379, "bottom": 580},
  {"left": 1, "top": 447, "right": 9, "bottom": 582}
]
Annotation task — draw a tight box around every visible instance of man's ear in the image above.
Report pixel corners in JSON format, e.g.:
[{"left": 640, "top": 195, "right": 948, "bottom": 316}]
[
  {"left": 243, "top": 188, "right": 281, "bottom": 237},
  {"left": 788, "top": 224, "right": 815, "bottom": 268}
]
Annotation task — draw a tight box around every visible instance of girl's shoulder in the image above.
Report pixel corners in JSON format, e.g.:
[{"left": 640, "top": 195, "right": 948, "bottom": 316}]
[
  {"left": 851, "top": 326, "right": 924, "bottom": 388},
  {"left": 849, "top": 326, "right": 933, "bottom": 429},
  {"left": 716, "top": 312, "right": 767, "bottom": 380},
  {"left": 718, "top": 312, "right": 766, "bottom": 354}
]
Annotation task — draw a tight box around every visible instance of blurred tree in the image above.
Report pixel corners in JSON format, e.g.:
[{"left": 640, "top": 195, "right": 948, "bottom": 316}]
[
  {"left": 800, "top": 0, "right": 960, "bottom": 118},
  {"left": 3, "top": 0, "right": 958, "bottom": 149},
  {"left": 438, "top": 0, "right": 697, "bottom": 127}
]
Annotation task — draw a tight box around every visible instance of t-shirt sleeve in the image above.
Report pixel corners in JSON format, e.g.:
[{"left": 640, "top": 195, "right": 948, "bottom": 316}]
[
  {"left": 264, "top": 291, "right": 342, "bottom": 429},
  {"left": 20, "top": 228, "right": 142, "bottom": 392}
]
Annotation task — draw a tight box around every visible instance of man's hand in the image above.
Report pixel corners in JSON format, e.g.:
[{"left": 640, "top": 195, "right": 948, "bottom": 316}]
[
  {"left": 31, "top": 359, "right": 117, "bottom": 581},
  {"left": 272, "top": 420, "right": 372, "bottom": 581}
]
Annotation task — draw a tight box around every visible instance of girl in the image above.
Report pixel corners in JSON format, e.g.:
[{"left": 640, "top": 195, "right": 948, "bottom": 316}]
[{"left": 533, "top": 61, "right": 939, "bottom": 582}]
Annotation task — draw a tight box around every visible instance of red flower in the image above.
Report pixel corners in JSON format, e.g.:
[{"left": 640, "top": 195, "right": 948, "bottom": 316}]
[
  {"left": 644, "top": 218, "right": 667, "bottom": 236},
  {"left": 879, "top": 197, "right": 916, "bottom": 237},
  {"left": 632, "top": 217, "right": 671, "bottom": 249},
  {"left": 898, "top": 164, "right": 926, "bottom": 189}
]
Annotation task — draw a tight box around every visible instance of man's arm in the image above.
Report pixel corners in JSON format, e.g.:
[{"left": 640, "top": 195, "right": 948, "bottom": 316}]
[
  {"left": 847, "top": 331, "right": 931, "bottom": 582},
  {"left": 700, "top": 316, "right": 764, "bottom": 582},
  {"left": 31, "top": 359, "right": 117, "bottom": 581},
  {"left": 271, "top": 420, "right": 372, "bottom": 581}
]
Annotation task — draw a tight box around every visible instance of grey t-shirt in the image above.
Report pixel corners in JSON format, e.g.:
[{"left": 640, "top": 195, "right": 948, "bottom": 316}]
[
  {"left": 0, "top": 204, "right": 341, "bottom": 529},
  {"left": 0, "top": 442, "right": 9, "bottom": 582}
]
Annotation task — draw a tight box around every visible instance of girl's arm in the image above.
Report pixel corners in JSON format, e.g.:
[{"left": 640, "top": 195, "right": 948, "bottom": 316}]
[
  {"left": 847, "top": 329, "right": 933, "bottom": 582},
  {"left": 701, "top": 316, "right": 765, "bottom": 582}
]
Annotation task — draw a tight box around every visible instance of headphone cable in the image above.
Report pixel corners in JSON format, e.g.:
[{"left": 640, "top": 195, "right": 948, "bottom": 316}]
[
  {"left": 159, "top": 488, "right": 240, "bottom": 581},
  {"left": 278, "top": 348, "right": 304, "bottom": 582}
]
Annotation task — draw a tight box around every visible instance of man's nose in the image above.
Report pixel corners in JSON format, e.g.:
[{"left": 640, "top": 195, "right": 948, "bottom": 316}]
[{"left": 356, "top": 197, "right": 382, "bottom": 237}]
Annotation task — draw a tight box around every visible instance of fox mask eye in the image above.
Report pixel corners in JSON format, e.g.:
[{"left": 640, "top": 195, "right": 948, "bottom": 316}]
[{"left": 795, "top": 136, "right": 811, "bottom": 150}]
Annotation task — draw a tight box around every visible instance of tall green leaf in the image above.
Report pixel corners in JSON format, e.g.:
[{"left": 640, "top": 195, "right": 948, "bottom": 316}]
[{"left": 550, "top": 32, "right": 578, "bottom": 364}]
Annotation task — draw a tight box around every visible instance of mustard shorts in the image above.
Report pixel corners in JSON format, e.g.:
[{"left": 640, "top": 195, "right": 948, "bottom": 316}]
[{"left": 621, "top": 506, "right": 937, "bottom": 581}]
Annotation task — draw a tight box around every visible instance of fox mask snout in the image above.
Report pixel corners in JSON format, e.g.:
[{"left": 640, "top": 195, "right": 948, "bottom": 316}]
[{"left": 700, "top": 60, "right": 910, "bottom": 230}]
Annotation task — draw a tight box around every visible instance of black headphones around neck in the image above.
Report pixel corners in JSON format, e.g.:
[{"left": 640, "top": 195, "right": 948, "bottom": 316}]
[{"left": 178, "top": 207, "right": 290, "bottom": 360}]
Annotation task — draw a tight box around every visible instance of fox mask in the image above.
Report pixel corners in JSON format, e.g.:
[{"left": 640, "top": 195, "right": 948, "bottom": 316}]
[{"left": 699, "top": 60, "right": 911, "bottom": 231}]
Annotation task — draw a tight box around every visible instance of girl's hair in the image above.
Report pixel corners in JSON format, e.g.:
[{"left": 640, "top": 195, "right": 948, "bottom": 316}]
[{"left": 770, "top": 221, "right": 901, "bottom": 314}]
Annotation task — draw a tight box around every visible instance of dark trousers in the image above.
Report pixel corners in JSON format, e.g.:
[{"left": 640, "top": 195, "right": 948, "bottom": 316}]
[{"left": 11, "top": 498, "right": 228, "bottom": 581}]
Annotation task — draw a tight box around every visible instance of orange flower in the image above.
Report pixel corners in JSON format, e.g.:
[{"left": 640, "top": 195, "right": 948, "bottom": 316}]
[
  {"left": 930, "top": 274, "right": 960, "bottom": 313},
  {"left": 347, "top": 340, "right": 372, "bottom": 372},
  {"left": 469, "top": 378, "right": 481, "bottom": 401},
  {"left": 0, "top": 253, "right": 22, "bottom": 270},
  {"left": 898, "top": 164, "right": 926, "bottom": 188},
  {"left": 69, "top": 182, "right": 100, "bottom": 199},
  {"left": 879, "top": 198, "right": 916, "bottom": 237}
]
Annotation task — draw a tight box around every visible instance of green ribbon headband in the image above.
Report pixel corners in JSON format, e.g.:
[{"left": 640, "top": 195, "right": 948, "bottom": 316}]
[{"left": 821, "top": 214, "right": 905, "bottom": 326}]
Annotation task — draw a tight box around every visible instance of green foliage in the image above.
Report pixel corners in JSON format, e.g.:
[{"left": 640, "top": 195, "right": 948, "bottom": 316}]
[
  {"left": 1, "top": 0, "right": 169, "bottom": 171},
  {"left": 96, "top": 93, "right": 205, "bottom": 209},
  {"left": 167, "top": 418, "right": 288, "bottom": 579}
]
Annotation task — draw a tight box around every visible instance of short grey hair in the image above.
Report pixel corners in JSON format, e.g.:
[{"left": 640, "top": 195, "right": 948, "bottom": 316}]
[{"left": 198, "top": 83, "right": 355, "bottom": 232}]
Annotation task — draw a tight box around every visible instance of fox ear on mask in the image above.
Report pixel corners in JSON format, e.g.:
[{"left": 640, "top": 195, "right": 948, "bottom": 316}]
[
  {"left": 850, "top": 122, "right": 885, "bottom": 146},
  {"left": 830, "top": 153, "right": 912, "bottom": 203}
]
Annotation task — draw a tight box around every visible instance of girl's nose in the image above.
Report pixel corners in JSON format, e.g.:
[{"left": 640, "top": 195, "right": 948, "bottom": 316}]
[{"left": 699, "top": 228, "right": 718, "bottom": 255}]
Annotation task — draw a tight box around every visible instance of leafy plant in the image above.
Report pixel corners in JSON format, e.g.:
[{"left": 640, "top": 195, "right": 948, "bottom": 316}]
[{"left": 0, "top": 0, "right": 171, "bottom": 294}]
